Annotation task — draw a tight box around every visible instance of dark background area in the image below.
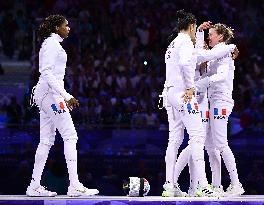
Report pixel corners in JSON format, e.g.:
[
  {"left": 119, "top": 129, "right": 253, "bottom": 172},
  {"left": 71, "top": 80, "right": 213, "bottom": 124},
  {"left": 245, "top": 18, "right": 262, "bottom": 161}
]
[{"left": 0, "top": 0, "right": 263, "bottom": 195}]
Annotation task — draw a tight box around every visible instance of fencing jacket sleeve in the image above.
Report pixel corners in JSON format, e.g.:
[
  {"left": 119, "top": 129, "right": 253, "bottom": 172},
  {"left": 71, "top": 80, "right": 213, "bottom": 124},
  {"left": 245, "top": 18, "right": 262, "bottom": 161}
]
[
  {"left": 40, "top": 38, "right": 73, "bottom": 101},
  {"left": 195, "top": 57, "right": 230, "bottom": 91}
]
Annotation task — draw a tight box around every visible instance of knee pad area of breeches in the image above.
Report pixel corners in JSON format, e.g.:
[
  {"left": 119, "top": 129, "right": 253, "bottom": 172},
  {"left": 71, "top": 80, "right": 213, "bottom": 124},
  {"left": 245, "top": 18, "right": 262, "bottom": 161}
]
[
  {"left": 35, "top": 143, "right": 52, "bottom": 161},
  {"left": 207, "top": 148, "right": 221, "bottom": 167},
  {"left": 165, "top": 145, "right": 181, "bottom": 164},
  {"left": 168, "top": 133, "right": 183, "bottom": 146},
  {"left": 189, "top": 136, "right": 205, "bottom": 161},
  {"left": 59, "top": 124, "right": 78, "bottom": 141},
  {"left": 40, "top": 136, "right": 55, "bottom": 147},
  {"left": 216, "top": 143, "right": 229, "bottom": 154}
]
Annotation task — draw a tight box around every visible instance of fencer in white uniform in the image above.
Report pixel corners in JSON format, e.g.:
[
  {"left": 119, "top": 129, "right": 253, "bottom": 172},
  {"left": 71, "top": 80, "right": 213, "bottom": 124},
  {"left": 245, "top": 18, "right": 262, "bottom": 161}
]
[
  {"left": 162, "top": 11, "right": 220, "bottom": 197},
  {"left": 171, "top": 26, "right": 236, "bottom": 196},
  {"left": 26, "top": 15, "right": 99, "bottom": 197},
  {"left": 195, "top": 24, "right": 244, "bottom": 197}
]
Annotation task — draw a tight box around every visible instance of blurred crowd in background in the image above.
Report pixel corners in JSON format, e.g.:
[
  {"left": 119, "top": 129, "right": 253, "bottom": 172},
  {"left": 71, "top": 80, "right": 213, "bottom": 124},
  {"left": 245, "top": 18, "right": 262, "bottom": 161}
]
[
  {"left": 0, "top": 0, "right": 263, "bottom": 195},
  {"left": 0, "top": 0, "right": 263, "bottom": 130}
]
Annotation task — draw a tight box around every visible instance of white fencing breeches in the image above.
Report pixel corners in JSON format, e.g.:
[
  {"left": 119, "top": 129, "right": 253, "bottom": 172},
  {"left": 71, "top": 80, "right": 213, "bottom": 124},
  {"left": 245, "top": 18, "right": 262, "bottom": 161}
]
[
  {"left": 31, "top": 87, "right": 79, "bottom": 187},
  {"left": 202, "top": 96, "right": 221, "bottom": 188},
  {"left": 209, "top": 99, "right": 240, "bottom": 186},
  {"left": 166, "top": 87, "right": 207, "bottom": 186},
  {"left": 165, "top": 106, "right": 184, "bottom": 183},
  {"left": 173, "top": 94, "right": 220, "bottom": 189}
]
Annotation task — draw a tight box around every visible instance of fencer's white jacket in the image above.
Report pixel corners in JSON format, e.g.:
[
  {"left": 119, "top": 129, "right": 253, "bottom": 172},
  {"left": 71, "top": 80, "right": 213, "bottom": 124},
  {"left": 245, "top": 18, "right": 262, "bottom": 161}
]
[
  {"left": 162, "top": 32, "right": 235, "bottom": 108},
  {"left": 165, "top": 33, "right": 196, "bottom": 90},
  {"left": 165, "top": 32, "right": 235, "bottom": 89},
  {"left": 37, "top": 33, "right": 73, "bottom": 101},
  {"left": 195, "top": 31, "right": 235, "bottom": 104}
]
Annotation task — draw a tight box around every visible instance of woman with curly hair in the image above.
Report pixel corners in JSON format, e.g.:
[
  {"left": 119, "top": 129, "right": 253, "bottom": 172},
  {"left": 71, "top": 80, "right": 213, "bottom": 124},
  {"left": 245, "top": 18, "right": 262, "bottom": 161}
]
[{"left": 27, "top": 15, "right": 99, "bottom": 197}]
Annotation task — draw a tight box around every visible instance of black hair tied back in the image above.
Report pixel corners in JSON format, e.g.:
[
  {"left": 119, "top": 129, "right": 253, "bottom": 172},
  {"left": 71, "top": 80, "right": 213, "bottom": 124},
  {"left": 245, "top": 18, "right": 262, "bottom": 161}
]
[
  {"left": 167, "top": 10, "right": 196, "bottom": 45},
  {"left": 176, "top": 9, "right": 196, "bottom": 31},
  {"left": 176, "top": 9, "right": 186, "bottom": 21}
]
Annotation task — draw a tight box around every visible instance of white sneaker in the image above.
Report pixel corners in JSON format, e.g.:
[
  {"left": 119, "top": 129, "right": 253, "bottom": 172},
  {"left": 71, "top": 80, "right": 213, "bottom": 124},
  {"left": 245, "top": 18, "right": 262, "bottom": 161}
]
[
  {"left": 162, "top": 181, "right": 174, "bottom": 197},
  {"left": 67, "top": 183, "right": 99, "bottom": 197},
  {"left": 212, "top": 185, "right": 224, "bottom": 197},
  {"left": 162, "top": 182, "right": 187, "bottom": 197},
  {"left": 26, "top": 185, "right": 57, "bottom": 197},
  {"left": 195, "top": 185, "right": 217, "bottom": 197},
  {"left": 174, "top": 183, "right": 188, "bottom": 197},
  {"left": 224, "top": 183, "right": 244, "bottom": 197},
  {"left": 188, "top": 187, "right": 195, "bottom": 197}
]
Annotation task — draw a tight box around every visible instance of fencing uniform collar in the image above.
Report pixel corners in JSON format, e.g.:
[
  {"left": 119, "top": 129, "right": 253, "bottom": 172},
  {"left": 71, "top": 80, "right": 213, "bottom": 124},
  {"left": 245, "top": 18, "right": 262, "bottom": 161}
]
[
  {"left": 51, "top": 33, "right": 63, "bottom": 42},
  {"left": 178, "top": 32, "right": 191, "bottom": 40}
]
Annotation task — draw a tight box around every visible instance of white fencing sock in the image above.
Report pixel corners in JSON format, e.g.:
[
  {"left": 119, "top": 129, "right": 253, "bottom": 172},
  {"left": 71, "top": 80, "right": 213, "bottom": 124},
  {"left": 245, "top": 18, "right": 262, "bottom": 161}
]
[
  {"left": 165, "top": 142, "right": 180, "bottom": 184},
  {"left": 31, "top": 143, "right": 51, "bottom": 187},
  {"left": 189, "top": 137, "right": 208, "bottom": 187},
  {"left": 220, "top": 145, "right": 240, "bottom": 186},
  {"left": 64, "top": 139, "right": 79, "bottom": 187},
  {"left": 189, "top": 155, "right": 198, "bottom": 190},
  {"left": 207, "top": 149, "right": 221, "bottom": 187},
  {"left": 174, "top": 146, "right": 190, "bottom": 184}
]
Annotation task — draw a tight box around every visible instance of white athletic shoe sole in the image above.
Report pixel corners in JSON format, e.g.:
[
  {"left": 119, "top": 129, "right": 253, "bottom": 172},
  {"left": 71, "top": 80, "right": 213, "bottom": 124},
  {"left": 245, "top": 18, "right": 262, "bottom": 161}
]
[
  {"left": 26, "top": 186, "right": 57, "bottom": 197},
  {"left": 67, "top": 186, "right": 99, "bottom": 197}
]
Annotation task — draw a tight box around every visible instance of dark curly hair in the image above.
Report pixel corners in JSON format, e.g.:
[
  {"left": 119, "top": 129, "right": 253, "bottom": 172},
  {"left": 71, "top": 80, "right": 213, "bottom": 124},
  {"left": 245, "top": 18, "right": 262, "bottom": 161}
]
[
  {"left": 167, "top": 10, "right": 196, "bottom": 44},
  {"left": 38, "top": 15, "right": 66, "bottom": 44}
]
